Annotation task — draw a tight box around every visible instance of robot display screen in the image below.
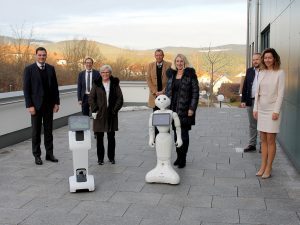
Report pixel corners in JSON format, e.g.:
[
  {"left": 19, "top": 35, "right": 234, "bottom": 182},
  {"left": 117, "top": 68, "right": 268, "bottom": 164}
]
[
  {"left": 68, "top": 116, "right": 90, "bottom": 131},
  {"left": 152, "top": 113, "right": 171, "bottom": 126}
]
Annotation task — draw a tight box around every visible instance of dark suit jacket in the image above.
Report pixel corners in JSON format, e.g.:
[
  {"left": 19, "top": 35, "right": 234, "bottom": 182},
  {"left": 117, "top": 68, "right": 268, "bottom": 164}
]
[
  {"left": 23, "top": 63, "right": 60, "bottom": 110},
  {"left": 241, "top": 67, "right": 256, "bottom": 106},
  {"left": 77, "top": 69, "right": 100, "bottom": 101}
]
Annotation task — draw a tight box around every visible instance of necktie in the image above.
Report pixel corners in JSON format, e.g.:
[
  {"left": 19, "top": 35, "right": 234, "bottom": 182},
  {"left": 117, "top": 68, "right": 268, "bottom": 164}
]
[
  {"left": 87, "top": 71, "right": 91, "bottom": 92},
  {"left": 41, "top": 64, "right": 45, "bottom": 70}
]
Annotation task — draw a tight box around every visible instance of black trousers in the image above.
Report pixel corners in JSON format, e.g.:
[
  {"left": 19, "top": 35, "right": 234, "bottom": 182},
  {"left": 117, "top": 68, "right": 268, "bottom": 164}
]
[
  {"left": 96, "top": 132, "right": 115, "bottom": 162},
  {"left": 81, "top": 94, "right": 90, "bottom": 116},
  {"left": 173, "top": 127, "right": 190, "bottom": 164},
  {"left": 31, "top": 103, "right": 54, "bottom": 158}
]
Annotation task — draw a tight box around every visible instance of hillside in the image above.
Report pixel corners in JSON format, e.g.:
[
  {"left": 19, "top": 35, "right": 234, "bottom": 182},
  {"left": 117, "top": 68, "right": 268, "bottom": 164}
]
[
  {"left": 0, "top": 35, "right": 246, "bottom": 82},
  {"left": 44, "top": 40, "right": 127, "bottom": 59}
]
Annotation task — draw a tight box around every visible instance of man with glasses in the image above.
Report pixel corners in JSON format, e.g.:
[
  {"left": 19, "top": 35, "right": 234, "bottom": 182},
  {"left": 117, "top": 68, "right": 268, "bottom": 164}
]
[
  {"left": 77, "top": 57, "right": 100, "bottom": 116},
  {"left": 23, "top": 47, "right": 60, "bottom": 165}
]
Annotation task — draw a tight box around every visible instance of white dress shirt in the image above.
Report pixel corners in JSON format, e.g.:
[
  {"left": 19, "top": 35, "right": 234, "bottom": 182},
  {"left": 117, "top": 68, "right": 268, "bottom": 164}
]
[
  {"left": 36, "top": 62, "right": 45, "bottom": 70},
  {"left": 103, "top": 81, "right": 110, "bottom": 106},
  {"left": 251, "top": 68, "right": 259, "bottom": 98}
]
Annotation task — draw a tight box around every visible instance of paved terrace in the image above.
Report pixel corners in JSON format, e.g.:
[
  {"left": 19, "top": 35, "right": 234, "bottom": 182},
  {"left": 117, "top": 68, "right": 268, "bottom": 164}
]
[{"left": 0, "top": 108, "right": 300, "bottom": 225}]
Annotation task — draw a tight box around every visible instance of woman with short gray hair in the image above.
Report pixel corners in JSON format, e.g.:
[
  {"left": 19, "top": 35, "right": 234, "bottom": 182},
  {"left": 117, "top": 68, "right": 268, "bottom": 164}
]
[{"left": 89, "top": 65, "right": 123, "bottom": 165}]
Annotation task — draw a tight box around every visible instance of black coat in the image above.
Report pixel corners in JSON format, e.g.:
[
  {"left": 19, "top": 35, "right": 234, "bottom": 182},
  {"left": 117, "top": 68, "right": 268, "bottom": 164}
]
[
  {"left": 166, "top": 67, "right": 199, "bottom": 128},
  {"left": 241, "top": 67, "right": 256, "bottom": 106},
  {"left": 23, "top": 63, "right": 60, "bottom": 110},
  {"left": 88, "top": 76, "right": 123, "bottom": 132}
]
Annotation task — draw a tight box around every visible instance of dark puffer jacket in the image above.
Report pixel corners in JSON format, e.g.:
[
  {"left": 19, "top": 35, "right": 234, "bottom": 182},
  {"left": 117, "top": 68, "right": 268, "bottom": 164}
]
[
  {"left": 88, "top": 76, "right": 123, "bottom": 132},
  {"left": 165, "top": 67, "right": 199, "bottom": 128}
]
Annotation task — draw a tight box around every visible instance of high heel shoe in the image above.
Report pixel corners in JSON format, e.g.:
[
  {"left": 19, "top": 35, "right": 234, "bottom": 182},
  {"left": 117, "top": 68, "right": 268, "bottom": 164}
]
[
  {"left": 256, "top": 171, "right": 264, "bottom": 176},
  {"left": 262, "top": 173, "right": 271, "bottom": 179}
]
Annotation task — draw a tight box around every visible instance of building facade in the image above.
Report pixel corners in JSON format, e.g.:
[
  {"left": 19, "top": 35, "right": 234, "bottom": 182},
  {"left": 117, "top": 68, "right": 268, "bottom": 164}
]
[{"left": 247, "top": 0, "right": 300, "bottom": 171}]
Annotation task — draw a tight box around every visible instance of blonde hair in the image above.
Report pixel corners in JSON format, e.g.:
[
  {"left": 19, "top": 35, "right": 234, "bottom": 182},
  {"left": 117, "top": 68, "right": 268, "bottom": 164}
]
[{"left": 171, "top": 54, "right": 190, "bottom": 70}]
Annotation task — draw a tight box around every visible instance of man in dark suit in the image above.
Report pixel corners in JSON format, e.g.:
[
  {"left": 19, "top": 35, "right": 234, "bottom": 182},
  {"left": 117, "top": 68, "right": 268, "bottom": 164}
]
[
  {"left": 241, "top": 53, "right": 261, "bottom": 152},
  {"left": 23, "top": 47, "right": 60, "bottom": 165},
  {"left": 77, "top": 57, "right": 100, "bottom": 116}
]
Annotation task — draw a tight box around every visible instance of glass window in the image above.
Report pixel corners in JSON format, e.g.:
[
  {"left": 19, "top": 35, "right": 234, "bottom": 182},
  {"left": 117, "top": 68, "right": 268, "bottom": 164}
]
[{"left": 261, "top": 24, "right": 270, "bottom": 50}]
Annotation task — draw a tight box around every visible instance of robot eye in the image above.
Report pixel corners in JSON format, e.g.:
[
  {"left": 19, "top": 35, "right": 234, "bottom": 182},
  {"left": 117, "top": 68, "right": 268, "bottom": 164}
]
[
  {"left": 164, "top": 98, "right": 166, "bottom": 100},
  {"left": 157, "top": 98, "right": 160, "bottom": 101}
]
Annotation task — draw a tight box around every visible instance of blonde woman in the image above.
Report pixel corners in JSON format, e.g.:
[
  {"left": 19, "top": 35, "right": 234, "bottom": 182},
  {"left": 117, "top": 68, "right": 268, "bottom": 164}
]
[
  {"left": 165, "top": 54, "right": 199, "bottom": 168},
  {"left": 253, "top": 48, "right": 285, "bottom": 178}
]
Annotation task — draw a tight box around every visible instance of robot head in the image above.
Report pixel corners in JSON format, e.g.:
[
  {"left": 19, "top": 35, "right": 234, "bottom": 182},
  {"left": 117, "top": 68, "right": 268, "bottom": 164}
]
[{"left": 155, "top": 95, "right": 170, "bottom": 110}]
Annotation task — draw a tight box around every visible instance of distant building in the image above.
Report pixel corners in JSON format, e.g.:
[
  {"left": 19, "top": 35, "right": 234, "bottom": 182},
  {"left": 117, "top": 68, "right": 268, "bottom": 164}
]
[
  {"left": 247, "top": 0, "right": 300, "bottom": 171},
  {"left": 56, "top": 59, "right": 67, "bottom": 65},
  {"left": 213, "top": 76, "right": 232, "bottom": 93}
]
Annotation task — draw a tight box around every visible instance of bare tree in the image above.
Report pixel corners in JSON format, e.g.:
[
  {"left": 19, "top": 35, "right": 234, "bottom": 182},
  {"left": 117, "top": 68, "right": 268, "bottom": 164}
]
[
  {"left": 201, "top": 44, "right": 230, "bottom": 99},
  {"left": 9, "top": 24, "right": 34, "bottom": 91},
  {"left": 62, "top": 38, "right": 104, "bottom": 75},
  {"left": 109, "top": 55, "right": 130, "bottom": 79}
]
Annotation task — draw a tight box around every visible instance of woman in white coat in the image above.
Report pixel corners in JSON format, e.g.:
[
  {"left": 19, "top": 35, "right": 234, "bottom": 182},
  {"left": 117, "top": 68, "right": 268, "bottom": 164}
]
[{"left": 253, "top": 48, "right": 285, "bottom": 179}]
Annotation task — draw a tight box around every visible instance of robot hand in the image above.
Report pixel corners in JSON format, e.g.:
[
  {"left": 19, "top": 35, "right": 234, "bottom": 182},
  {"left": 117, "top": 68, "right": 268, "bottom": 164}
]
[
  {"left": 92, "top": 113, "right": 98, "bottom": 119},
  {"left": 149, "top": 140, "right": 155, "bottom": 148},
  {"left": 175, "top": 138, "right": 183, "bottom": 148}
]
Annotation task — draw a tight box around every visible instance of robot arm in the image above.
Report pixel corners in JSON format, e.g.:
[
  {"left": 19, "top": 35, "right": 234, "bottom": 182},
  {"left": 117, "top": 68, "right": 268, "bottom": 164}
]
[
  {"left": 149, "top": 113, "right": 155, "bottom": 147},
  {"left": 172, "top": 112, "right": 183, "bottom": 147}
]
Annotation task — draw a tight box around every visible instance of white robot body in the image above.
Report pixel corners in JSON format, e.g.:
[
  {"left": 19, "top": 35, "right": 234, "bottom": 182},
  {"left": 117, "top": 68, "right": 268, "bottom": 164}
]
[
  {"left": 68, "top": 116, "right": 95, "bottom": 192},
  {"left": 69, "top": 175, "right": 95, "bottom": 192},
  {"left": 146, "top": 95, "right": 182, "bottom": 185}
]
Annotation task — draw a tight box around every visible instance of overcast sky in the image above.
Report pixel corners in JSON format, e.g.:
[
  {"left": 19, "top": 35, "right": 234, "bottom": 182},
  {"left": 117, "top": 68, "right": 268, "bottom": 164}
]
[{"left": 0, "top": 0, "right": 247, "bottom": 50}]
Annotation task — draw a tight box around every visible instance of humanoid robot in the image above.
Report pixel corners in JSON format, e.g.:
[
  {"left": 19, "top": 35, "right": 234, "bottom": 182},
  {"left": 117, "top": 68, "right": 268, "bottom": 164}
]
[{"left": 145, "top": 95, "right": 183, "bottom": 184}]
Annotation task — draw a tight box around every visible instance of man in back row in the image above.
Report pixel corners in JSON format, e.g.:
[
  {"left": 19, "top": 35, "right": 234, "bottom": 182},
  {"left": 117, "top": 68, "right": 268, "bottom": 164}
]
[
  {"left": 77, "top": 57, "right": 100, "bottom": 116},
  {"left": 241, "top": 53, "right": 261, "bottom": 152},
  {"left": 146, "top": 49, "right": 171, "bottom": 136}
]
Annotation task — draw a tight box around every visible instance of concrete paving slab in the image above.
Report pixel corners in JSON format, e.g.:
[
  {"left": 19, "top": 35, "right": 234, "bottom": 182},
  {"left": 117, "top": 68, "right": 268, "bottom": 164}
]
[
  {"left": 239, "top": 209, "right": 300, "bottom": 225},
  {"left": 189, "top": 184, "right": 237, "bottom": 197},
  {"left": 212, "top": 196, "right": 266, "bottom": 210},
  {"left": 79, "top": 215, "right": 141, "bottom": 225},
  {"left": 19, "top": 210, "right": 86, "bottom": 225},
  {"left": 109, "top": 191, "right": 162, "bottom": 205},
  {"left": 140, "top": 218, "right": 201, "bottom": 225},
  {"left": 0, "top": 108, "right": 299, "bottom": 224},
  {"left": 159, "top": 193, "right": 212, "bottom": 208},
  {"left": 181, "top": 207, "right": 239, "bottom": 224},
  {"left": 123, "top": 203, "right": 182, "bottom": 220}
]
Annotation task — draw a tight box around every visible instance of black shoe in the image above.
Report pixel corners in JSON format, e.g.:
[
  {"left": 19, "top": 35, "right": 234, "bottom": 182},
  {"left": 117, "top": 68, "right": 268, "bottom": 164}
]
[
  {"left": 178, "top": 162, "right": 186, "bottom": 169},
  {"left": 98, "top": 160, "right": 104, "bottom": 165},
  {"left": 35, "top": 157, "right": 43, "bottom": 165},
  {"left": 173, "top": 159, "right": 179, "bottom": 166},
  {"left": 244, "top": 145, "right": 256, "bottom": 152},
  {"left": 45, "top": 155, "right": 59, "bottom": 162},
  {"left": 110, "top": 160, "right": 115, "bottom": 164}
]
